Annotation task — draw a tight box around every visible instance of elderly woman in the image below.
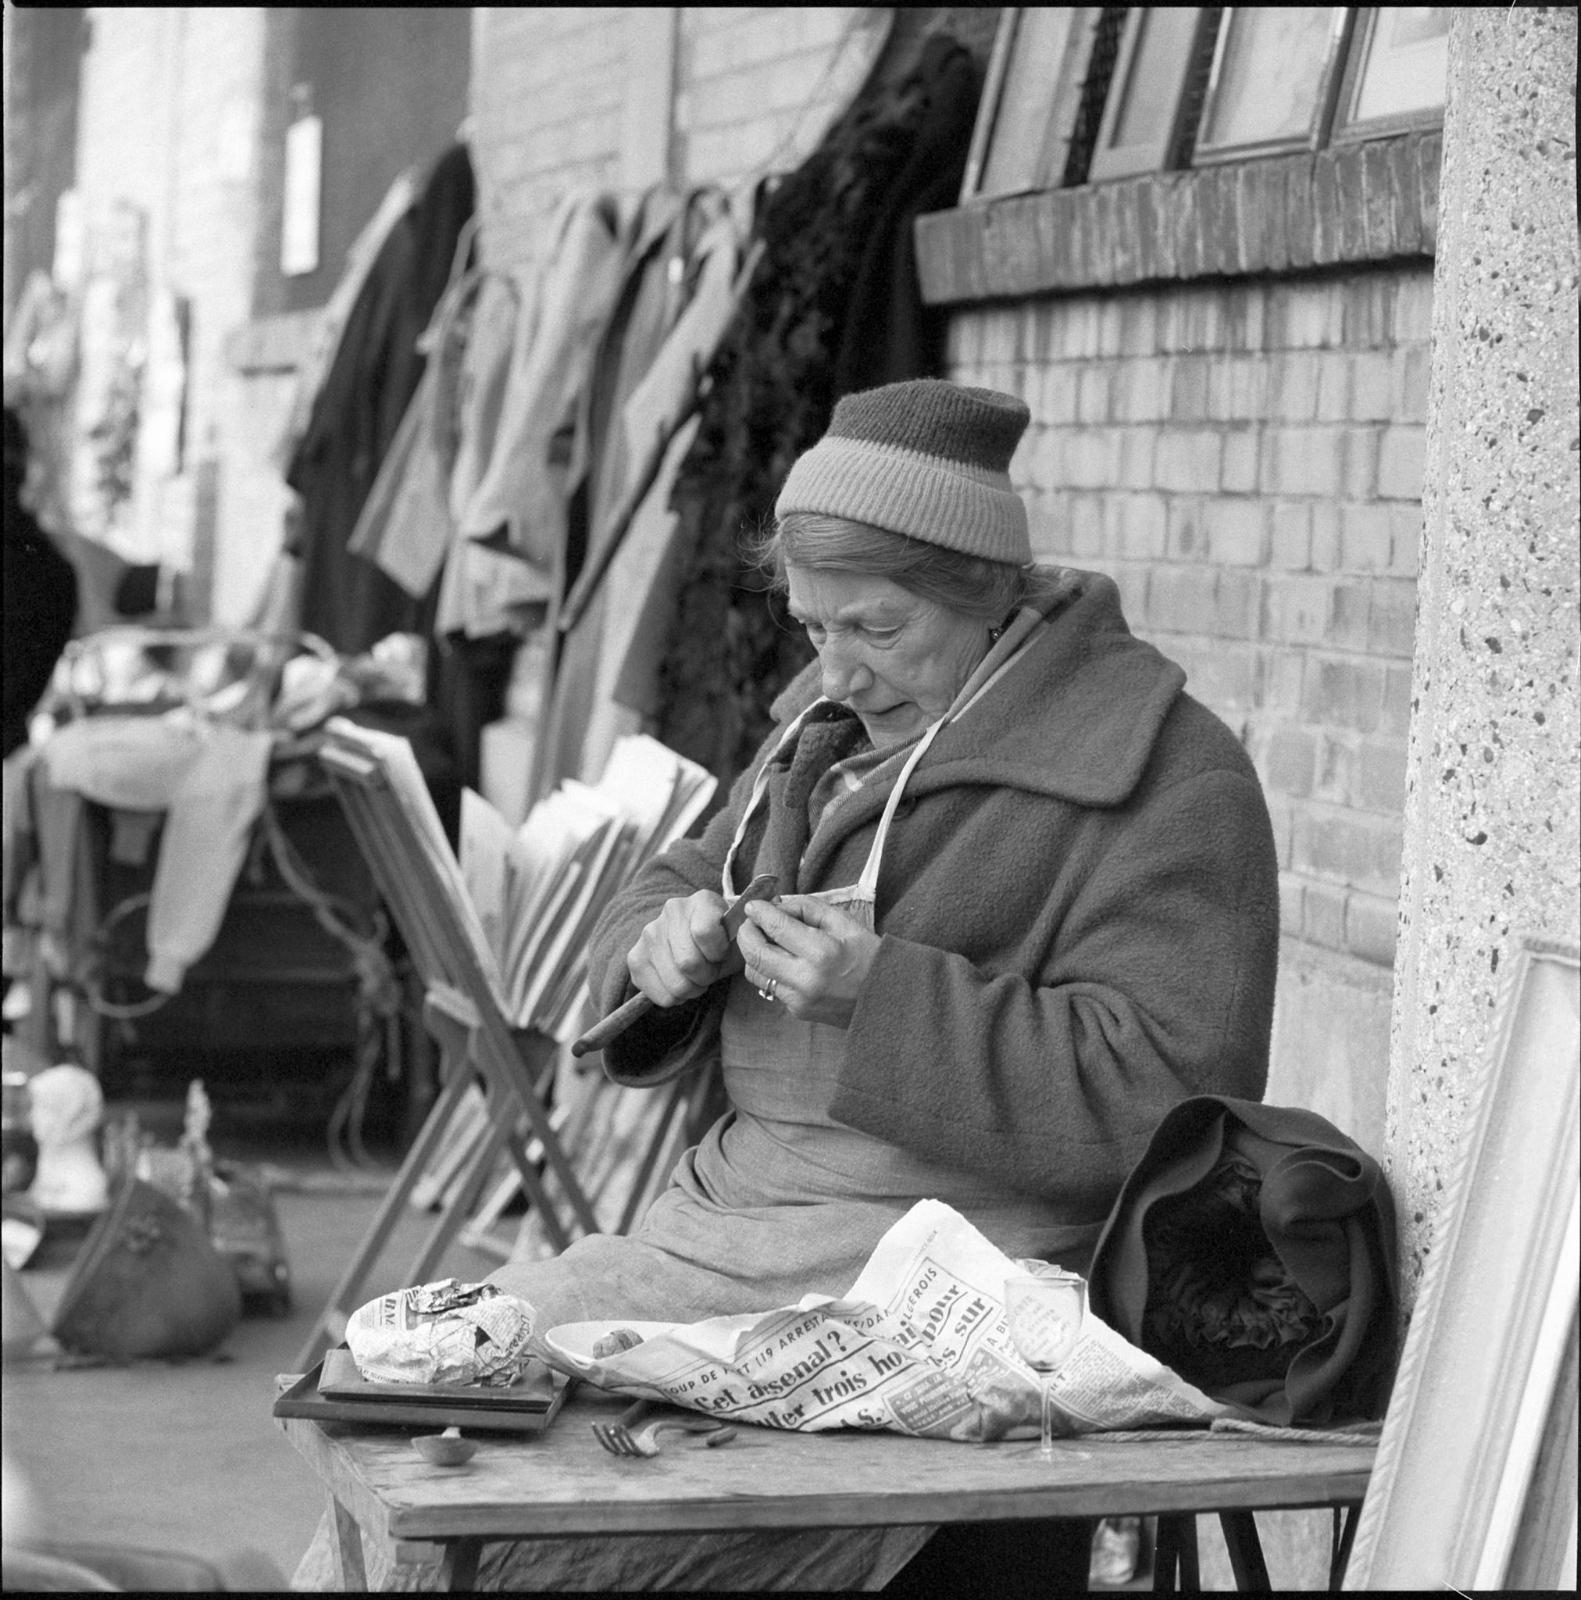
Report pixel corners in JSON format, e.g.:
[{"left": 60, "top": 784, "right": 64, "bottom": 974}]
[{"left": 295, "top": 380, "right": 1278, "bottom": 1592}]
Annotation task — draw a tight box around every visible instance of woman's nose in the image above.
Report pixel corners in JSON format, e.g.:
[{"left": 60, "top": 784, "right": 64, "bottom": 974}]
[{"left": 818, "top": 639, "right": 874, "bottom": 703}]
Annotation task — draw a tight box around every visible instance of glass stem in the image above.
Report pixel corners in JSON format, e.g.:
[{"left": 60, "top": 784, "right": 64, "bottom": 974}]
[{"left": 1040, "top": 1375, "right": 1055, "bottom": 1460}]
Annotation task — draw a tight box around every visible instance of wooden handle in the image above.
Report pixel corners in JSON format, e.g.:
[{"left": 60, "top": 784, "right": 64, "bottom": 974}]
[{"left": 570, "top": 991, "right": 655, "bottom": 1058}]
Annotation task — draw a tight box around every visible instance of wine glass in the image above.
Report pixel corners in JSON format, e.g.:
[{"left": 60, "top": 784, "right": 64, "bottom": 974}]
[{"left": 1004, "top": 1272, "right": 1086, "bottom": 1461}]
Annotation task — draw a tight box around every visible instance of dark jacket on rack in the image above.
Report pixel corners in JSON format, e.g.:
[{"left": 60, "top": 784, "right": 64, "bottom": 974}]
[
  {"left": 286, "top": 144, "right": 475, "bottom": 656},
  {"left": 653, "top": 36, "right": 984, "bottom": 790},
  {"left": 831, "top": 37, "right": 981, "bottom": 394}
]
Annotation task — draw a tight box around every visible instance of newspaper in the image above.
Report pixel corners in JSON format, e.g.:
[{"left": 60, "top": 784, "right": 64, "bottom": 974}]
[
  {"left": 546, "top": 1201, "right": 1237, "bottom": 1442},
  {"left": 346, "top": 1279, "right": 537, "bottom": 1387}
]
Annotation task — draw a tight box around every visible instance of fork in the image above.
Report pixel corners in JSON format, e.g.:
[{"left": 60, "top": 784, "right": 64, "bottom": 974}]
[
  {"left": 591, "top": 1399, "right": 735, "bottom": 1456},
  {"left": 591, "top": 1397, "right": 657, "bottom": 1454}
]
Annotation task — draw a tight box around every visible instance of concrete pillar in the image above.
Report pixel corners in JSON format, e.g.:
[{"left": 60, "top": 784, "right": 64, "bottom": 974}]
[{"left": 1386, "top": 6, "right": 1579, "bottom": 1308}]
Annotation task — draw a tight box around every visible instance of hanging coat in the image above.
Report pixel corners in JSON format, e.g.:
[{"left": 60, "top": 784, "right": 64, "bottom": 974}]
[
  {"left": 285, "top": 144, "right": 474, "bottom": 654},
  {"left": 653, "top": 37, "right": 984, "bottom": 788}
]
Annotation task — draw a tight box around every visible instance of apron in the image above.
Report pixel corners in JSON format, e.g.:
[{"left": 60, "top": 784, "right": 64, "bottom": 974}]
[
  {"left": 692, "top": 608, "right": 1098, "bottom": 1260},
  {"left": 486, "top": 608, "right": 1098, "bottom": 1355}
]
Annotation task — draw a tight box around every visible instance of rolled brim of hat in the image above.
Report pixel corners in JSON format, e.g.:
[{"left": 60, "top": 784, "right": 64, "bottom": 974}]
[{"left": 775, "top": 435, "right": 1031, "bottom": 564}]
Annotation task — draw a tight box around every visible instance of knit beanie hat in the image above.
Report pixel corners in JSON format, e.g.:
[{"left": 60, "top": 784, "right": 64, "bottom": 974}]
[{"left": 775, "top": 379, "right": 1032, "bottom": 565}]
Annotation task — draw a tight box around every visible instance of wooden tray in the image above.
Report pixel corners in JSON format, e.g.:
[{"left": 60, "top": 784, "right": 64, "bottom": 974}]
[{"left": 274, "top": 1349, "right": 570, "bottom": 1434}]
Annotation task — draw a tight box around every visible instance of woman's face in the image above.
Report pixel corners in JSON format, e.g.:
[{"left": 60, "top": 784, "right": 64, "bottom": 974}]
[{"left": 785, "top": 564, "right": 990, "bottom": 748}]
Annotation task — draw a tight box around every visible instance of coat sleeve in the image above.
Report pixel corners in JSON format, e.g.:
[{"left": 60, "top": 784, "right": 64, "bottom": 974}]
[
  {"left": 830, "top": 769, "right": 1279, "bottom": 1218},
  {"left": 581, "top": 744, "right": 773, "bottom": 1084}
]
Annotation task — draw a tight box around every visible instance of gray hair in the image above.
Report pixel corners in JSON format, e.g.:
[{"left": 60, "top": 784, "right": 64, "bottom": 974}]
[{"left": 754, "top": 512, "right": 1055, "bottom": 624}]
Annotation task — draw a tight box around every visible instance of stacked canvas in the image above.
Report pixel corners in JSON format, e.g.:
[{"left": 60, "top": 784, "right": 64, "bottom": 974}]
[{"left": 326, "top": 720, "right": 715, "bottom": 1044}]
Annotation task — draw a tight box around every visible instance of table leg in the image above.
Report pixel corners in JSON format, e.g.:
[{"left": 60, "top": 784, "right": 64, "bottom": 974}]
[
  {"left": 438, "top": 1538, "right": 482, "bottom": 1590},
  {"left": 1218, "top": 1510, "right": 1271, "bottom": 1591},
  {"left": 1328, "top": 1504, "right": 1360, "bottom": 1590},
  {"left": 329, "top": 1494, "right": 368, "bottom": 1590},
  {"left": 1152, "top": 1515, "right": 1200, "bottom": 1591}
]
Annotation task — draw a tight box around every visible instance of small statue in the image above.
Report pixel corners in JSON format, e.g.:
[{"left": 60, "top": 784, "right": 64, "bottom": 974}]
[
  {"left": 177, "top": 1079, "right": 215, "bottom": 1234},
  {"left": 26, "top": 1064, "right": 109, "bottom": 1215}
]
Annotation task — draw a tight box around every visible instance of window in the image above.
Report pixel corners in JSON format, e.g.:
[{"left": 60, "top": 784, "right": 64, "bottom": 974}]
[
  {"left": 962, "top": 5, "right": 1450, "bottom": 198},
  {"left": 1088, "top": 8, "right": 1219, "bottom": 182},
  {"left": 962, "top": 8, "right": 1106, "bottom": 202},
  {"left": 1330, "top": 7, "right": 1450, "bottom": 143},
  {"left": 1193, "top": 8, "right": 1353, "bottom": 164}
]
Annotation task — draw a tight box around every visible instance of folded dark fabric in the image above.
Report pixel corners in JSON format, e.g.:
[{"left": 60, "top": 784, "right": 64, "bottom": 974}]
[{"left": 1088, "top": 1096, "right": 1399, "bottom": 1425}]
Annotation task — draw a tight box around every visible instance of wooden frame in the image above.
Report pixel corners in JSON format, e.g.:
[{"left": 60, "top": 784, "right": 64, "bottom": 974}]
[
  {"left": 959, "top": 8, "right": 1104, "bottom": 204},
  {"left": 1192, "top": 7, "right": 1355, "bottom": 166},
  {"left": 291, "top": 737, "right": 603, "bottom": 1371},
  {"left": 1329, "top": 6, "right": 1449, "bottom": 145},
  {"left": 1088, "top": 7, "right": 1218, "bottom": 184},
  {"left": 1344, "top": 937, "right": 1580, "bottom": 1590}
]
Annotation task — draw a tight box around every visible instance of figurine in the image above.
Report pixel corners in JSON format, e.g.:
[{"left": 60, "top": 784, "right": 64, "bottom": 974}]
[{"left": 26, "top": 1064, "right": 109, "bottom": 1215}]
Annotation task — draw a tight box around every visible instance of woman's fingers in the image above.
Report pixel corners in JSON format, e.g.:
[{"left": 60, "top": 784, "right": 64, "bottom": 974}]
[
  {"left": 774, "top": 894, "right": 863, "bottom": 934},
  {"left": 737, "top": 898, "right": 880, "bottom": 1029},
  {"left": 628, "top": 890, "right": 733, "bottom": 1004},
  {"left": 740, "top": 897, "right": 826, "bottom": 960}
]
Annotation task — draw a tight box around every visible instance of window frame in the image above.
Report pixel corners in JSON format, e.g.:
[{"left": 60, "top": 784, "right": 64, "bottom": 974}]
[
  {"left": 1329, "top": 6, "right": 1451, "bottom": 146},
  {"left": 960, "top": 7, "right": 1107, "bottom": 205},
  {"left": 1190, "top": 7, "right": 1357, "bottom": 167},
  {"left": 1087, "top": 7, "right": 1220, "bottom": 184}
]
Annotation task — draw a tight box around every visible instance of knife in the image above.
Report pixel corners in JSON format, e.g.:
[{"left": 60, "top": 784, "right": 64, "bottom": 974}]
[{"left": 569, "top": 874, "right": 779, "bottom": 1058}]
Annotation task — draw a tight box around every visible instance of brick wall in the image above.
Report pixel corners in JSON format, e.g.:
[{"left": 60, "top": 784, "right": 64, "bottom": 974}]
[
  {"left": 948, "top": 262, "right": 1431, "bottom": 1149},
  {"left": 472, "top": 7, "right": 882, "bottom": 271},
  {"left": 472, "top": 7, "right": 629, "bottom": 271},
  {"left": 674, "top": 7, "right": 878, "bottom": 187}
]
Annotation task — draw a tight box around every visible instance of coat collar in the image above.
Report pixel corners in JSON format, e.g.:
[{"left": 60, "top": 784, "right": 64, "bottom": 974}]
[{"left": 769, "top": 567, "right": 1185, "bottom": 812}]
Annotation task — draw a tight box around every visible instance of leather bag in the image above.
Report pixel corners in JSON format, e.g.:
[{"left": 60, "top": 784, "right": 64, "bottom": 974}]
[{"left": 51, "top": 1175, "right": 241, "bottom": 1359}]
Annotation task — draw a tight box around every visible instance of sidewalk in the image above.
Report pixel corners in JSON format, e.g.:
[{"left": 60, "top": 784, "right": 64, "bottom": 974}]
[{"left": 3, "top": 1109, "right": 499, "bottom": 1587}]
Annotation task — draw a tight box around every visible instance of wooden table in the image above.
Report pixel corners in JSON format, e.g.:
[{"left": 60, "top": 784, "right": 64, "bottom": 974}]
[{"left": 277, "top": 1384, "right": 1374, "bottom": 1591}]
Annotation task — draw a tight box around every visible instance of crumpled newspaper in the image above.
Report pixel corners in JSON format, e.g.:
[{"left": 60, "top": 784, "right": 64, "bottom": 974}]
[{"left": 345, "top": 1278, "right": 536, "bottom": 1386}]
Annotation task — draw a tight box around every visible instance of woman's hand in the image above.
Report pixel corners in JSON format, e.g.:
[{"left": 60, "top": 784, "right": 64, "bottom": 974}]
[
  {"left": 627, "top": 890, "right": 745, "bottom": 1006},
  {"left": 735, "top": 895, "right": 881, "bottom": 1029}
]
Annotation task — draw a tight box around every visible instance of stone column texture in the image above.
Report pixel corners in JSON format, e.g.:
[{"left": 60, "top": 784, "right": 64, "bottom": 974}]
[{"left": 1386, "top": 6, "right": 1579, "bottom": 1306}]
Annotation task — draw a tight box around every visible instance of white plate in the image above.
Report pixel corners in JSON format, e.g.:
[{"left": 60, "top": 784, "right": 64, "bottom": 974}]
[{"left": 542, "top": 1319, "right": 678, "bottom": 1375}]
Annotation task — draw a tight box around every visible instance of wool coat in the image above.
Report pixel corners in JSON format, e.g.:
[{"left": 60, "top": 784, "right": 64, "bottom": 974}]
[{"left": 589, "top": 567, "right": 1280, "bottom": 1229}]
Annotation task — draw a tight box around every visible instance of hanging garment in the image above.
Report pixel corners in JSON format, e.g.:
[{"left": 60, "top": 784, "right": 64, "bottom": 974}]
[
  {"left": 4, "top": 410, "right": 78, "bottom": 760},
  {"left": 653, "top": 35, "right": 984, "bottom": 788},
  {"left": 830, "top": 36, "right": 982, "bottom": 394},
  {"left": 271, "top": 166, "right": 419, "bottom": 477},
  {"left": 67, "top": 272, "right": 150, "bottom": 563},
  {"left": 1, "top": 270, "right": 80, "bottom": 544},
  {"left": 345, "top": 221, "right": 481, "bottom": 602},
  {"left": 127, "top": 287, "right": 188, "bottom": 570},
  {"left": 584, "top": 413, "right": 700, "bottom": 779},
  {"left": 536, "top": 190, "right": 749, "bottom": 788},
  {"left": 286, "top": 144, "right": 475, "bottom": 655},
  {"left": 455, "top": 190, "right": 625, "bottom": 575},
  {"left": 39, "top": 717, "right": 274, "bottom": 994},
  {"left": 432, "top": 266, "right": 553, "bottom": 641}
]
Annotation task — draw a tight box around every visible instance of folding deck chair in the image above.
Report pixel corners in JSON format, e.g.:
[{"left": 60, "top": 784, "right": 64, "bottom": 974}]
[{"left": 293, "top": 729, "right": 707, "bottom": 1370}]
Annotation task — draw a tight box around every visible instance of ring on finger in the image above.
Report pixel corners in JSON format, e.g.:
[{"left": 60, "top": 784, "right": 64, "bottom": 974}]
[{"left": 757, "top": 975, "right": 778, "bottom": 1003}]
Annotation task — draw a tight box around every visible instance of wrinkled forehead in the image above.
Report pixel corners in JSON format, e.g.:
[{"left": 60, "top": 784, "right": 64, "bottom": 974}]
[{"left": 783, "top": 564, "right": 920, "bottom": 626}]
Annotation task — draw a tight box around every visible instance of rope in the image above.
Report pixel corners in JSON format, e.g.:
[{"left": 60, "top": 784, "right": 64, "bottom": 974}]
[
  {"left": 80, "top": 894, "right": 172, "bottom": 1019},
  {"left": 1076, "top": 1419, "right": 1382, "bottom": 1446},
  {"left": 257, "top": 800, "right": 399, "bottom": 1172}
]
